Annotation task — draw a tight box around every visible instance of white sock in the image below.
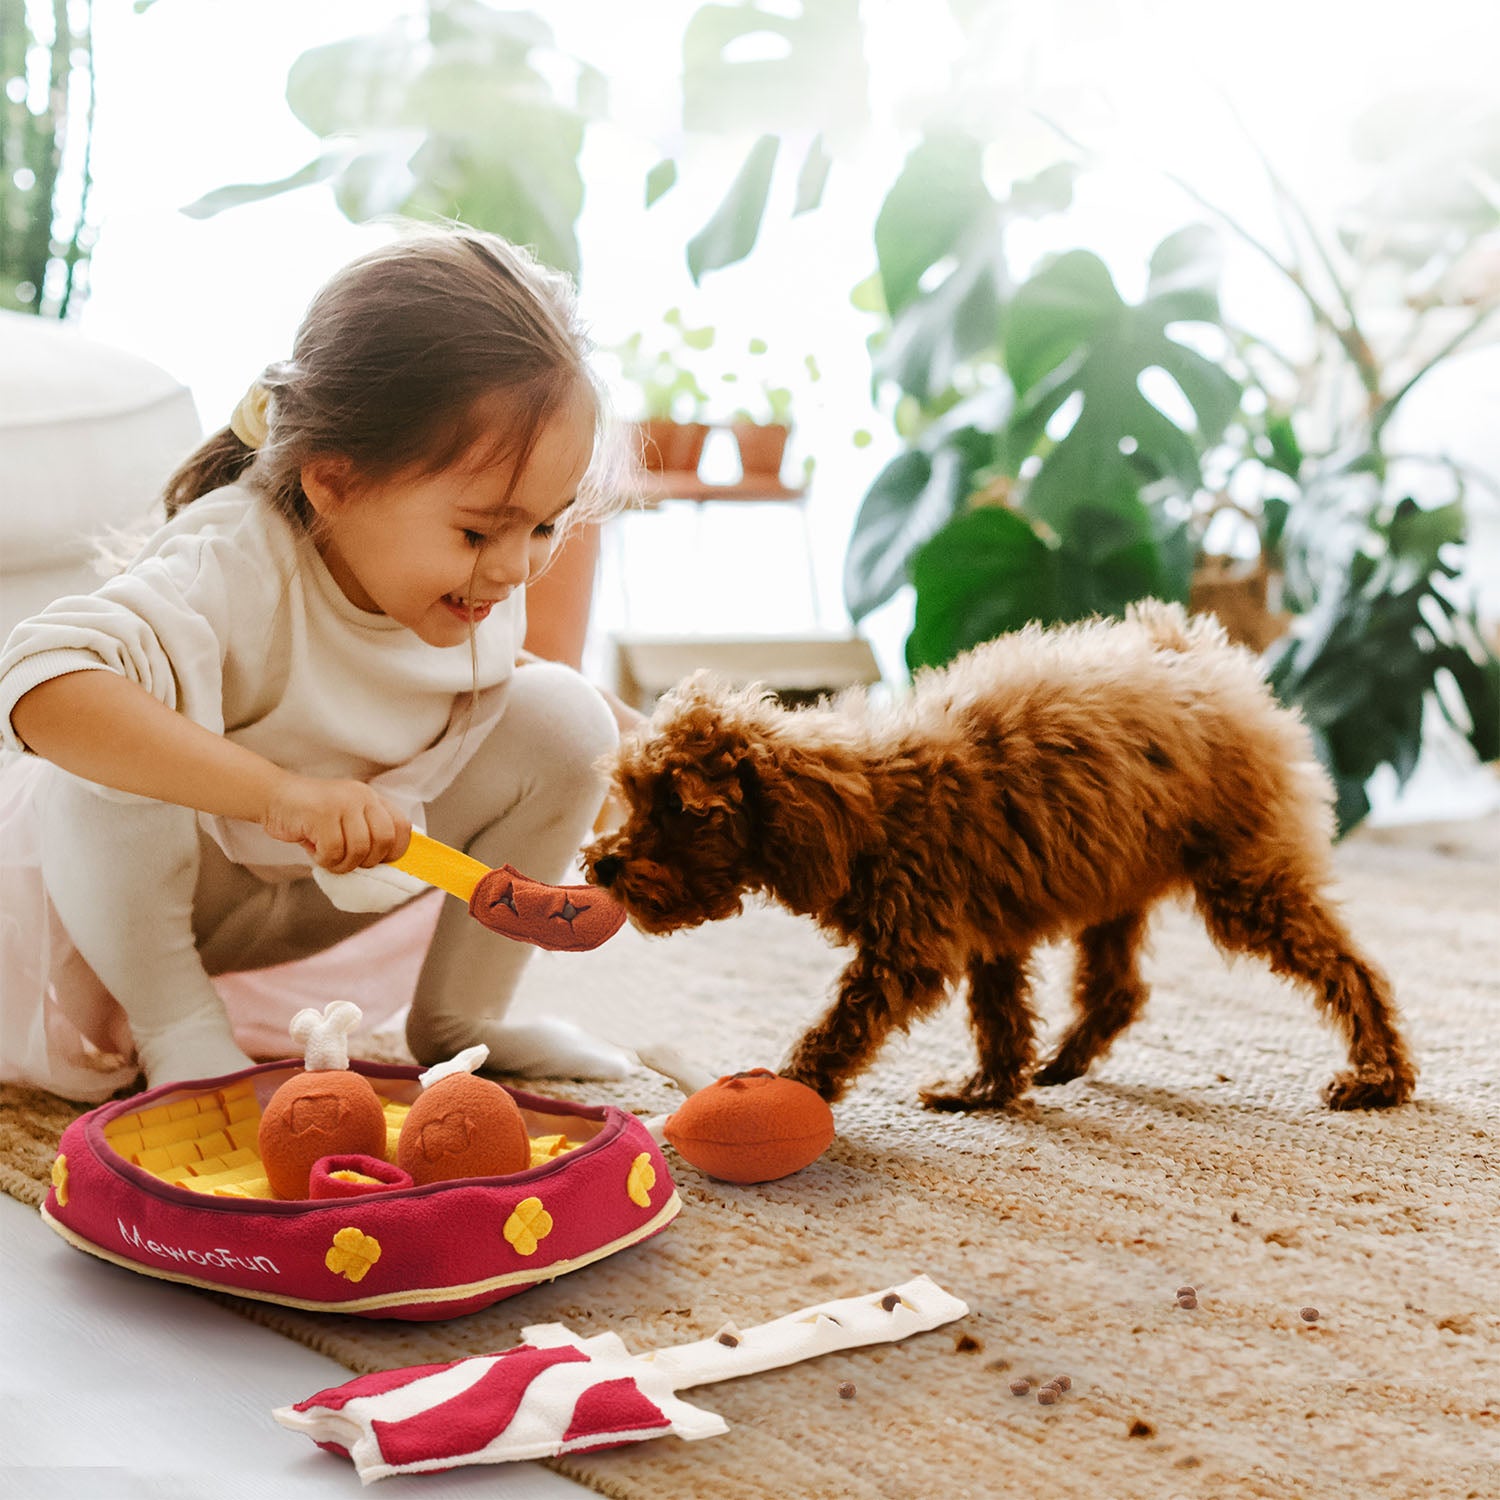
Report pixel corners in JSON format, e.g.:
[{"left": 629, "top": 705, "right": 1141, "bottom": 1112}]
[
  {"left": 134, "top": 1011, "right": 255, "bottom": 1090},
  {"left": 477, "top": 1018, "right": 636, "bottom": 1081}
]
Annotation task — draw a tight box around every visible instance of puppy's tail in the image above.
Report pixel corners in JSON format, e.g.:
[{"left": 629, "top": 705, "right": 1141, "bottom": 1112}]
[{"left": 1125, "top": 597, "right": 1226, "bottom": 654}]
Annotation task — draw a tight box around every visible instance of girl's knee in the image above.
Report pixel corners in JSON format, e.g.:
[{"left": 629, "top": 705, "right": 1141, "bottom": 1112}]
[
  {"left": 41, "top": 771, "right": 201, "bottom": 891},
  {"left": 507, "top": 663, "right": 619, "bottom": 786}
]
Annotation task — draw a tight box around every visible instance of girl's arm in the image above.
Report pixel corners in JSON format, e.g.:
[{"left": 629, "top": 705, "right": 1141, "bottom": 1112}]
[{"left": 11, "top": 671, "right": 409, "bottom": 873}]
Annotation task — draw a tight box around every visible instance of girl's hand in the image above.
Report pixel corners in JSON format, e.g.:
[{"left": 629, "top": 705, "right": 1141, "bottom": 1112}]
[{"left": 261, "top": 774, "right": 412, "bottom": 874}]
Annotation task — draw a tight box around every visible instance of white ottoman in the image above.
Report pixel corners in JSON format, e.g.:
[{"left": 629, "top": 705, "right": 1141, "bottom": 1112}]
[{"left": 0, "top": 311, "right": 201, "bottom": 638}]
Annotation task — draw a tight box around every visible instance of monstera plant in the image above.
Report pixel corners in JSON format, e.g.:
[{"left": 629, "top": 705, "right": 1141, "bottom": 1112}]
[
  {"left": 184, "top": 1, "right": 597, "bottom": 275},
  {"left": 184, "top": 0, "right": 870, "bottom": 287},
  {"left": 844, "top": 121, "right": 1499, "bottom": 832}
]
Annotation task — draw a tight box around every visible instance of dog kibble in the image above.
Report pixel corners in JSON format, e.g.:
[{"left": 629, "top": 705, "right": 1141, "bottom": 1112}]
[
  {"left": 1010, "top": 1378, "right": 1032, "bottom": 1396},
  {"left": 1050, "top": 1374, "right": 1072, "bottom": 1391},
  {"left": 1177, "top": 1293, "right": 1198, "bottom": 1310},
  {"left": 838, "top": 1381, "right": 857, "bottom": 1400},
  {"left": 1037, "top": 1387, "right": 1059, "bottom": 1406},
  {"left": 954, "top": 1333, "right": 982, "bottom": 1353},
  {"left": 1176, "top": 1286, "right": 1196, "bottom": 1298},
  {"left": 1299, "top": 1306, "right": 1320, "bottom": 1323}
]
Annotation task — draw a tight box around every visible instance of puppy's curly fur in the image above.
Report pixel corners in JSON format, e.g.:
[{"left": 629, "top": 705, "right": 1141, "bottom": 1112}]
[{"left": 585, "top": 602, "right": 1415, "bottom": 1111}]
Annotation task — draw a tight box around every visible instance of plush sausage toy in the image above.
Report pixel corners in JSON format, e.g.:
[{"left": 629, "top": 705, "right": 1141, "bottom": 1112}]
[{"left": 313, "top": 830, "right": 626, "bottom": 952}]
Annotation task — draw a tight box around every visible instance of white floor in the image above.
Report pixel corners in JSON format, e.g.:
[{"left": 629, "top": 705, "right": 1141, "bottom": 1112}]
[{"left": 0, "top": 1194, "right": 592, "bottom": 1500}]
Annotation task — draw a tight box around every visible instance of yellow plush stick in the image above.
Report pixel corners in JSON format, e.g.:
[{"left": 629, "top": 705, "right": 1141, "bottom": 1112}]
[{"left": 388, "top": 830, "right": 490, "bottom": 903}]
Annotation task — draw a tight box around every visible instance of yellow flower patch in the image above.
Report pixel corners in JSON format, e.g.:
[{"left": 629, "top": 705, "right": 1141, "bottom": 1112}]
[
  {"left": 51, "top": 1154, "right": 68, "bottom": 1207},
  {"left": 326, "top": 1226, "right": 382, "bottom": 1282},
  {"left": 626, "top": 1152, "right": 656, "bottom": 1208},
  {"left": 503, "top": 1196, "right": 553, "bottom": 1256}
]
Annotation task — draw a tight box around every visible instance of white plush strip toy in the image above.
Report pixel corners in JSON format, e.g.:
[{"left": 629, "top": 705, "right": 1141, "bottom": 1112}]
[{"left": 273, "top": 1276, "right": 968, "bottom": 1482}]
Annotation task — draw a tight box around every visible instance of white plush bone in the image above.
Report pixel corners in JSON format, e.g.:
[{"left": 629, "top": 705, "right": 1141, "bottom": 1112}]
[
  {"left": 288, "top": 1001, "right": 363, "bottom": 1071},
  {"left": 615, "top": 1275, "right": 969, "bottom": 1389},
  {"left": 418, "top": 1045, "right": 490, "bottom": 1090},
  {"left": 635, "top": 1041, "right": 717, "bottom": 1097}
]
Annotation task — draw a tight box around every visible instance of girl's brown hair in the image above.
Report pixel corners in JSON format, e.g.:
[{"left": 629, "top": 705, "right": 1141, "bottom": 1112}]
[{"left": 163, "top": 226, "right": 630, "bottom": 532}]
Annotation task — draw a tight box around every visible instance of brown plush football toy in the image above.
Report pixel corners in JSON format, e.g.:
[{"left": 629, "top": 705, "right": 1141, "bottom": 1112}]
[{"left": 639, "top": 1047, "right": 835, "bottom": 1185}]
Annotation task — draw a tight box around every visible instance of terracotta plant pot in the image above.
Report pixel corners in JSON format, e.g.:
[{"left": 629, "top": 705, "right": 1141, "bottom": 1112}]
[
  {"left": 731, "top": 420, "right": 791, "bottom": 481},
  {"left": 634, "top": 419, "right": 709, "bottom": 475}
]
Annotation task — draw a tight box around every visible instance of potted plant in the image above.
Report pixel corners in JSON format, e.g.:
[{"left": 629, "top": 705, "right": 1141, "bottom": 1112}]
[
  {"left": 610, "top": 308, "right": 717, "bottom": 475},
  {"left": 719, "top": 337, "right": 820, "bottom": 481},
  {"left": 844, "top": 120, "right": 1498, "bottom": 833}
]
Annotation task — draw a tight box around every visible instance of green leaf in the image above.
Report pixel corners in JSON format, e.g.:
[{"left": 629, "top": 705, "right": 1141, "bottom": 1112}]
[
  {"left": 181, "top": 150, "right": 353, "bottom": 219},
  {"left": 794, "top": 133, "right": 832, "bottom": 216},
  {"left": 1001, "top": 241, "right": 1241, "bottom": 532},
  {"left": 645, "top": 158, "right": 678, "bottom": 208},
  {"left": 874, "top": 133, "right": 990, "bottom": 317},
  {"left": 686, "top": 134, "right": 779, "bottom": 282},
  {"left": 907, "top": 507, "right": 1057, "bottom": 669},
  {"left": 873, "top": 214, "right": 1007, "bottom": 402},
  {"left": 1008, "top": 161, "right": 1078, "bottom": 217},
  {"left": 330, "top": 145, "right": 422, "bottom": 222},
  {"left": 1003, "top": 251, "right": 1121, "bottom": 397},
  {"left": 682, "top": 0, "right": 868, "bottom": 138},
  {"left": 1262, "top": 412, "right": 1303, "bottom": 479},
  {"left": 844, "top": 448, "right": 972, "bottom": 622},
  {"left": 284, "top": 32, "right": 417, "bottom": 138},
  {"left": 205, "top": 8, "right": 588, "bottom": 275},
  {"left": 1144, "top": 223, "right": 1223, "bottom": 324}
]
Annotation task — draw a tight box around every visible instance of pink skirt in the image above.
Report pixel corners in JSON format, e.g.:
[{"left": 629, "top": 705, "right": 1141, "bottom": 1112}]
[{"left": 0, "top": 755, "right": 441, "bottom": 1102}]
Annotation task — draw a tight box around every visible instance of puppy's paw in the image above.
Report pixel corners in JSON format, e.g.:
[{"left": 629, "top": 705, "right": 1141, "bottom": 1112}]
[
  {"left": 1323, "top": 1069, "right": 1413, "bottom": 1110},
  {"left": 919, "top": 1074, "right": 1023, "bottom": 1112},
  {"left": 1031, "top": 1055, "right": 1087, "bottom": 1088}
]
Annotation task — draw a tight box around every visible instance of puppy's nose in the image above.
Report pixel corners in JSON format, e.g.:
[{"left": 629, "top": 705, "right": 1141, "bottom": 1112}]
[{"left": 592, "top": 855, "right": 622, "bottom": 887}]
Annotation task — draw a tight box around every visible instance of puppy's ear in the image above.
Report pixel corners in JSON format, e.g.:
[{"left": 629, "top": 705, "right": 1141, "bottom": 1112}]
[
  {"left": 672, "top": 766, "right": 726, "bottom": 814},
  {"left": 740, "top": 737, "right": 878, "bottom": 913}
]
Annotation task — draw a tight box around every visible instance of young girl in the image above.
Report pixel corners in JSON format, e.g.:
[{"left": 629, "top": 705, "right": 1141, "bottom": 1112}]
[{"left": 0, "top": 226, "right": 640, "bottom": 1101}]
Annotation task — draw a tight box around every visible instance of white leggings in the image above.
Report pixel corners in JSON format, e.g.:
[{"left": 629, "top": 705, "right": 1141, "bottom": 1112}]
[{"left": 39, "top": 663, "right": 618, "bottom": 1087}]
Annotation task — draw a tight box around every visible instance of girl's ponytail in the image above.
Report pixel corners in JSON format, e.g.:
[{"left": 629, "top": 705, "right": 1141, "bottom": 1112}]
[{"left": 162, "top": 427, "right": 258, "bottom": 519}]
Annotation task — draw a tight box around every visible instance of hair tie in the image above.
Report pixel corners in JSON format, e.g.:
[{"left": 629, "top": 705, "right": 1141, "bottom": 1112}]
[{"left": 229, "top": 381, "right": 272, "bottom": 449}]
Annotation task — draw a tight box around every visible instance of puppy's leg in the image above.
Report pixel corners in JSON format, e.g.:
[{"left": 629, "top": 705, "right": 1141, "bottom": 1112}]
[
  {"left": 920, "top": 954, "right": 1037, "bottom": 1111},
  {"left": 1194, "top": 865, "right": 1416, "bottom": 1109},
  {"left": 782, "top": 951, "right": 947, "bottom": 1103},
  {"left": 1034, "top": 909, "right": 1150, "bottom": 1087}
]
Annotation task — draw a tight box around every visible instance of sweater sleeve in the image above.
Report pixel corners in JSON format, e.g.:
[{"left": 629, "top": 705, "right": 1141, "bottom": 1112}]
[{"left": 0, "top": 520, "right": 260, "bottom": 754}]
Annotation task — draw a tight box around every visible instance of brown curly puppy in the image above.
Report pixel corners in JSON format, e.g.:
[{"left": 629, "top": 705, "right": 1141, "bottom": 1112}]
[{"left": 585, "top": 602, "right": 1415, "bottom": 1112}]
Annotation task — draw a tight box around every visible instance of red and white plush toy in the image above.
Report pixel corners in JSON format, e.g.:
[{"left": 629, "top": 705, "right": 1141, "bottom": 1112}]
[{"left": 275, "top": 1275, "right": 969, "bottom": 1481}]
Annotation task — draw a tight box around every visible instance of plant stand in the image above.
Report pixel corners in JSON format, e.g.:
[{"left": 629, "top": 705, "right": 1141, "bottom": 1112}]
[
  {"left": 612, "top": 632, "right": 882, "bottom": 713},
  {"left": 606, "top": 466, "right": 881, "bottom": 710}
]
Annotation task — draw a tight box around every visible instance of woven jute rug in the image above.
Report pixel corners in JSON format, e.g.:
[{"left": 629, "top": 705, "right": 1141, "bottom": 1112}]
[{"left": 4, "top": 815, "right": 1497, "bottom": 1499}]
